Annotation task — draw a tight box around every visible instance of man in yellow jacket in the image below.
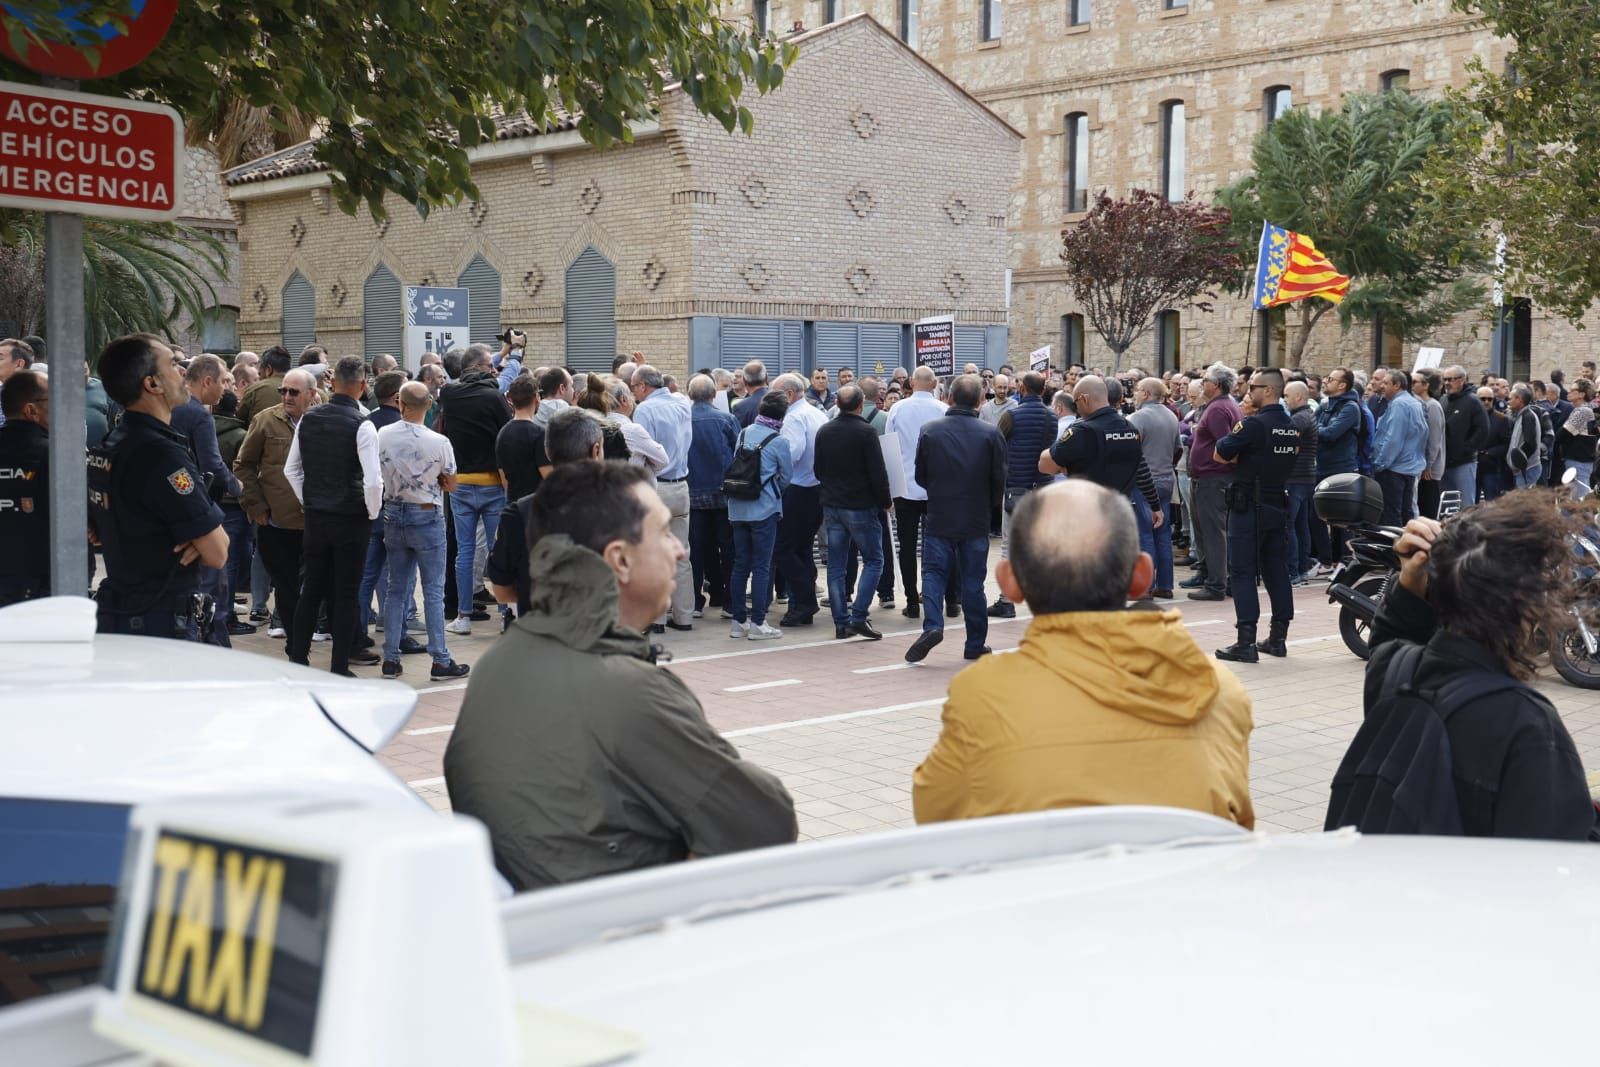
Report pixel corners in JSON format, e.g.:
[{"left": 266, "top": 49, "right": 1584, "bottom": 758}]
[{"left": 913, "top": 480, "right": 1255, "bottom": 828}]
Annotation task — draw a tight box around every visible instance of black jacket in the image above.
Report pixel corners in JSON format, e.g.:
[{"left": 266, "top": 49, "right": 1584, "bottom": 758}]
[
  {"left": 733, "top": 387, "right": 769, "bottom": 429},
  {"left": 914, "top": 408, "right": 1006, "bottom": 540},
  {"left": 1367, "top": 583, "right": 1597, "bottom": 840},
  {"left": 438, "top": 371, "right": 511, "bottom": 474},
  {"left": 1442, "top": 388, "right": 1489, "bottom": 468},
  {"left": 813, "top": 412, "right": 891, "bottom": 510},
  {"left": 1479, "top": 410, "right": 1511, "bottom": 468}
]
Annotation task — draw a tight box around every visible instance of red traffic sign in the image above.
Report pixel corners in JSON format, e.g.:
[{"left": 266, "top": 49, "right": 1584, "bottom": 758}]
[
  {"left": 0, "top": 80, "right": 182, "bottom": 220},
  {"left": 0, "top": 0, "right": 178, "bottom": 80}
]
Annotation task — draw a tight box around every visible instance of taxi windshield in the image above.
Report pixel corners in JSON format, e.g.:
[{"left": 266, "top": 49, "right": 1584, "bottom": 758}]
[{"left": 0, "top": 798, "right": 130, "bottom": 1008}]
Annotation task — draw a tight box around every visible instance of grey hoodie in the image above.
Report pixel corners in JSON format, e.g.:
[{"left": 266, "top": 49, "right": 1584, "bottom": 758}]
[{"left": 444, "top": 535, "right": 796, "bottom": 890}]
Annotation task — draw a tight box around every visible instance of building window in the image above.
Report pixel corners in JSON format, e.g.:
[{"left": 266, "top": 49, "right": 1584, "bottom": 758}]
[
  {"left": 826, "top": 0, "right": 841, "bottom": 22},
  {"left": 753, "top": 0, "right": 768, "bottom": 34},
  {"left": 1381, "top": 69, "right": 1410, "bottom": 93},
  {"left": 200, "top": 306, "right": 239, "bottom": 356},
  {"left": 1069, "top": 0, "right": 1089, "bottom": 26},
  {"left": 1061, "top": 313, "right": 1084, "bottom": 367},
  {"left": 901, "top": 0, "right": 919, "bottom": 48},
  {"left": 1064, "top": 112, "right": 1089, "bottom": 215},
  {"left": 1160, "top": 100, "right": 1185, "bottom": 202},
  {"left": 981, "top": 0, "right": 1001, "bottom": 41},
  {"left": 1156, "top": 310, "right": 1180, "bottom": 373},
  {"left": 1165, "top": 0, "right": 1187, "bottom": 8},
  {"left": 363, "top": 264, "right": 402, "bottom": 365},
  {"left": 1264, "top": 85, "right": 1292, "bottom": 126},
  {"left": 281, "top": 271, "right": 316, "bottom": 360},
  {"left": 457, "top": 254, "right": 503, "bottom": 346}
]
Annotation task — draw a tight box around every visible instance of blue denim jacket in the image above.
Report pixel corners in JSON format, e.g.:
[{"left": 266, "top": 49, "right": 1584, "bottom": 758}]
[
  {"left": 727, "top": 424, "right": 793, "bottom": 523},
  {"left": 688, "top": 401, "right": 739, "bottom": 505}
]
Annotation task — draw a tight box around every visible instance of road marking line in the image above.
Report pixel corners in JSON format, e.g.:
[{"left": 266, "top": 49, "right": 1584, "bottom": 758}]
[
  {"left": 1285, "top": 634, "right": 1341, "bottom": 647},
  {"left": 417, "top": 683, "right": 469, "bottom": 694},
  {"left": 407, "top": 776, "right": 446, "bottom": 787},
  {"left": 853, "top": 663, "right": 912, "bottom": 674},
  {"left": 725, "top": 698, "right": 944, "bottom": 737},
  {"left": 723, "top": 678, "right": 803, "bottom": 693},
  {"left": 405, "top": 725, "right": 454, "bottom": 735}
]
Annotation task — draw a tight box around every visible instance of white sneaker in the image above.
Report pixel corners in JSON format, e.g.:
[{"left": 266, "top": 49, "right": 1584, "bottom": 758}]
[
  {"left": 729, "top": 620, "right": 748, "bottom": 639},
  {"left": 446, "top": 616, "right": 472, "bottom": 636},
  {"left": 311, "top": 630, "right": 331, "bottom": 642},
  {"left": 267, "top": 626, "right": 286, "bottom": 639},
  {"left": 747, "top": 622, "right": 783, "bottom": 641}
]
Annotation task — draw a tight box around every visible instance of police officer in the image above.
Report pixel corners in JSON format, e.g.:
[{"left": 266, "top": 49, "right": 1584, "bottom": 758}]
[
  {"left": 0, "top": 369, "right": 50, "bottom": 605},
  {"left": 1038, "top": 374, "right": 1166, "bottom": 526},
  {"left": 90, "top": 334, "right": 230, "bottom": 639},
  {"left": 1213, "top": 368, "right": 1299, "bottom": 662}
]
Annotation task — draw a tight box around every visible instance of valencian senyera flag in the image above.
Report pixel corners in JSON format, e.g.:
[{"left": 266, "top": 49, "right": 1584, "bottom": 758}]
[{"left": 1252, "top": 222, "right": 1351, "bottom": 309}]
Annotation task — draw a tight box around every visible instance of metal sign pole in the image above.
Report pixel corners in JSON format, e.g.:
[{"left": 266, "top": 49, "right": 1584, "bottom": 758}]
[{"left": 44, "top": 77, "right": 90, "bottom": 597}]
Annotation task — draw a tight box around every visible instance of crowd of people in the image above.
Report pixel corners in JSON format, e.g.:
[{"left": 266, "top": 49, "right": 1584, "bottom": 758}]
[{"left": 3, "top": 331, "right": 1598, "bottom": 892}]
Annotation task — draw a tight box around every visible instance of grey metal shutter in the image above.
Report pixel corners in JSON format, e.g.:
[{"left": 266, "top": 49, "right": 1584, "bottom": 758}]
[
  {"left": 458, "top": 255, "right": 502, "bottom": 346},
  {"left": 814, "top": 322, "right": 858, "bottom": 375},
  {"left": 780, "top": 322, "right": 804, "bottom": 376},
  {"left": 860, "top": 324, "right": 902, "bottom": 377},
  {"left": 954, "top": 326, "right": 987, "bottom": 371},
  {"left": 363, "top": 264, "right": 402, "bottom": 366},
  {"left": 718, "top": 318, "right": 783, "bottom": 369},
  {"left": 281, "top": 271, "right": 316, "bottom": 361},
  {"left": 564, "top": 247, "right": 616, "bottom": 372}
]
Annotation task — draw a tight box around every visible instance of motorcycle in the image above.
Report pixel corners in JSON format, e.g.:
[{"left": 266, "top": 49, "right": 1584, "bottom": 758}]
[
  {"left": 1323, "top": 524, "right": 1402, "bottom": 661},
  {"left": 1550, "top": 468, "right": 1600, "bottom": 689}
]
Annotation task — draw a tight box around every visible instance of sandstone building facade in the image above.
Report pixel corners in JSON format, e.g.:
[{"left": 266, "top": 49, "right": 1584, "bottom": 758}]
[
  {"left": 224, "top": 17, "right": 1020, "bottom": 379},
  {"left": 741, "top": 0, "right": 1597, "bottom": 380}
]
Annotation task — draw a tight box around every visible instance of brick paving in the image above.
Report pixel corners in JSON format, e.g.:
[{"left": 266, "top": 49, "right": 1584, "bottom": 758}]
[{"left": 233, "top": 552, "right": 1600, "bottom": 834}]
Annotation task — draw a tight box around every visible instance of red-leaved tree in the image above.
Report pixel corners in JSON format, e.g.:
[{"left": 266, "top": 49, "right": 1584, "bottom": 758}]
[{"left": 1061, "top": 190, "right": 1236, "bottom": 371}]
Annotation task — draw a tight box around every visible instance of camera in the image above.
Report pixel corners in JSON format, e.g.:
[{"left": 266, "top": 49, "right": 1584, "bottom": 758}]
[{"left": 498, "top": 328, "right": 526, "bottom": 347}]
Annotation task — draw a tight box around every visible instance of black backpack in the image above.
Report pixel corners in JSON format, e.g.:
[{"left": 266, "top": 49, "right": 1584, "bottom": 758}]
[
  {"left": 720, "top": 430, "right": 778, "bottom": 500},
  {"left": 1325, "top": 644, "right": 1525, "bottom": 836}
]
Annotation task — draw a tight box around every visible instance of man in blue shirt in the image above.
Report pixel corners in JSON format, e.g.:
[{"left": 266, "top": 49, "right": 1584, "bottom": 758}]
[
  {"left": 632, "top": 363, "right": 696, "bottom": 630},
  {"left": 687, "top": 374, "right": 739, "bottom": 618},
  {"left": 774, "top": 373, "right": 829, "bottom": 626},
  {"left": 1371, "top": 368, "right": 1429, "bottom": 526},
  {"left": 169, "top": 354, "right": 242, "bottom": 646}
]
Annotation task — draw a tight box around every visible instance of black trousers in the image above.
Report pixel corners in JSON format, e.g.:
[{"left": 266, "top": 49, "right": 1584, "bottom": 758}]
[
  {"left": 290, "top": 511, "right": 370, "bottom": 672},
  {"left": 256, "top": 524, "right": 304, "bottom": 646},
  {"left": 774, "top": 484, "right": 823, "bottom": 618},
  {"left": 689, "top": 506, "right": 735, "bottom": 609},
  {"left": 1375, "top": 469, "right": 1417, "bottom": 527}
]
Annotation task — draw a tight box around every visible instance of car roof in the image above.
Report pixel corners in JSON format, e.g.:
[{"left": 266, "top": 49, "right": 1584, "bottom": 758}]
[{"left": 507, "top": 825, "right": 1600, "bottom": 1062}]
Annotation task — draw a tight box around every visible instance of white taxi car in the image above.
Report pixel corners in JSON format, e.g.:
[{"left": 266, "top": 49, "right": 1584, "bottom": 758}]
[{"left": 0, "top": 596, "right": 419, "bottom": 1036}]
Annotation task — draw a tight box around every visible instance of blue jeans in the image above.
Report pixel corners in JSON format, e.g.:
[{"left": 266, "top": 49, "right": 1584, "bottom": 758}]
[
  {"left": 1565, "top": 458, "right": 1594, "bottom": 490},
  {"left": 730, "top": 516, "right": 780, "bottom": 625},
  {"left": 1441, "top": 461, "right": 1477, "bottom": 509},
  {"left": 450, "top": 483, "right": 506, "bottom": 616},
  {"left": 1286, "top": 483, "right": 1314, "bottom": 577},
  {"left": 921, "top": 535, "right": 989, "bottom": 655},
  {"left": 824, "top": 506, "right": 883, "bottom": 627},
  {"left": 383, "top": 503, "right": 450, "bottom": 663},
  {"left": 1514, "top": 461, "right": 1542, "bottom": 490},
  {"left": 358, "top": 522, "right": 387, "bottom": 629},
  {"left": 1130, "top": 493, "right": 1173, "bottom": 593},
  {"left": 220, "top": 504, "right": 254, "bottom": 620}
]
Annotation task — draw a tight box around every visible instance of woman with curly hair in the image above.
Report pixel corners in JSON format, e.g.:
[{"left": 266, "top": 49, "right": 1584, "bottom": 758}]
[{"left": 1344, "top": 491, "right": 1598, "bottom": 839}]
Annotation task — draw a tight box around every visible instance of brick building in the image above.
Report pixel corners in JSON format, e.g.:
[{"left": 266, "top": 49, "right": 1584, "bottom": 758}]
[
  {"left": 223, "top": 16, "right": 1020, "bottom": 379},
  {"left": 739, "top": 0, "right": 1600, "bottom": 379}
]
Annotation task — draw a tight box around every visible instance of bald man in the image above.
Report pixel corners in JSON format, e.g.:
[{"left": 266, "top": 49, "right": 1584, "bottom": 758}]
[
  {"left": 376, "top": 379, "right": 465, "bottom": 678},
  {"left": 913, "top": 480, "right": 1254, "bottom": 828}
]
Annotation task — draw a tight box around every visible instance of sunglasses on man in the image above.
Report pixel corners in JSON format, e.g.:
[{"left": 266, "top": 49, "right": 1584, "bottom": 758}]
[{"left": 277, "top": 386, "right": 305, "bottom": 397}]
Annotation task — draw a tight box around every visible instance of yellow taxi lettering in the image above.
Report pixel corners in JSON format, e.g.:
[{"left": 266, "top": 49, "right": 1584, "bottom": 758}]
[
  {"left": 241, "top": 857, "right": 286, "bottom": 1030},
  {"left": 198, "top": 850, "right": 267, "bottom": 1021},
  {"left": 159, "top": 843, "right": 216, "bottom": 1003},
  {"left": 140, "top": 836, "right": 193, "bottom": 992}
]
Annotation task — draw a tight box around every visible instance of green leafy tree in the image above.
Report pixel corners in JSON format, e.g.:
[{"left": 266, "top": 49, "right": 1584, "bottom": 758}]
[
  {"left": 0, "top": 218, "right": 227, "bottom": 359},
  {"left": 1060, "top": 190, "right": 1237, "bottom": 372},
  {"left": 1217, "top": 91, "right": 1486, "bottom": 367},
  {"left": 1420, "top": 0, "right": 1600, "bottom": 324},
  {"left": 1, "top": 0, "right": 796, "bottom": 218}
]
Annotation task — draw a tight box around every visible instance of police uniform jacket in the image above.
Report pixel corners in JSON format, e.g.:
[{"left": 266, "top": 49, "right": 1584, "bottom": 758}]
[
  {"left": 93, "top": 410, "right": 224, "bottom": 600},
  {"left": 0, "top": 419, "right": 50, "bottom": 599},
  {"left": 1047, "top": 405, "right": 1163, "bottom": 508},
  {"left": 1215, "top": 402, "right": 1300, "bottom": 496}
]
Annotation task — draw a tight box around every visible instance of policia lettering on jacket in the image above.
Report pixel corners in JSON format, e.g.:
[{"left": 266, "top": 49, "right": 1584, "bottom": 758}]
[{"left": 1213, "top": 370, "right": 1300, "bottom": 662}]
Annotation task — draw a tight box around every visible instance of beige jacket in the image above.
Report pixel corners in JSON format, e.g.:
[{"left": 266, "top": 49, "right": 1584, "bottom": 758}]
[{"left": 233, "top": 404, "right": 304, "bottom": 530}]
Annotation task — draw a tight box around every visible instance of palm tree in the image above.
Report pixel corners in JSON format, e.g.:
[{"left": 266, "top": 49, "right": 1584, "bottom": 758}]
[
  {"left": 185, "top": 95, "right": 317, "bottom": 170},
  {"left": 0, "top": 210, "right": 229, "bottom": 361}
]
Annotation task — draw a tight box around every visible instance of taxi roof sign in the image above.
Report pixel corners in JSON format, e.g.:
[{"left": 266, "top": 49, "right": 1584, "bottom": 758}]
[{"left": 93, "top": 790, "right": 520, "bottom": 1067}]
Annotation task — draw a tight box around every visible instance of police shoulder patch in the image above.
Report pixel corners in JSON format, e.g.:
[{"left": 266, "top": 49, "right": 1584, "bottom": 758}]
[
  {"left": 1232, "top": 421, "right": 1245, "bottom": 433},
  {"left": 167, "top": 469, "right": 195, "bottom": 495}
]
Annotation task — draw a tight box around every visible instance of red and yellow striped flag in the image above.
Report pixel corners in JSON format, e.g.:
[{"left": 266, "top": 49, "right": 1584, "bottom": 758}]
[{"left": 1252, "top": 222, "right": 1352, "bottom": 309}]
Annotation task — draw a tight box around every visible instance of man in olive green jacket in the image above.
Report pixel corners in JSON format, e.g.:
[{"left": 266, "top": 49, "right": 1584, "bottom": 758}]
[{"left": 444, "top": 461, "right": 796, "bottom": 890}]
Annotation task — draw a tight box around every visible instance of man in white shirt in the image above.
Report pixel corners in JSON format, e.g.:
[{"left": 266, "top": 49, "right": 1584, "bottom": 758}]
[
  {"left": 773, "top": 372, "right": 829, "bottom": 626},
  {"left": 631, "top": 364, "right": 697, "bottom": 631},
  {"left": 884, "top": 366, "right": 955, "bottom": 620},
  {"left": 377, "top": 382, "right": 467, "bottom": 679},
  {"left": 284, "top": 355, "right": 384, "bottom": 676},
  {"left": 606, "top": 379, "right": 670, "bottom": 476}
]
